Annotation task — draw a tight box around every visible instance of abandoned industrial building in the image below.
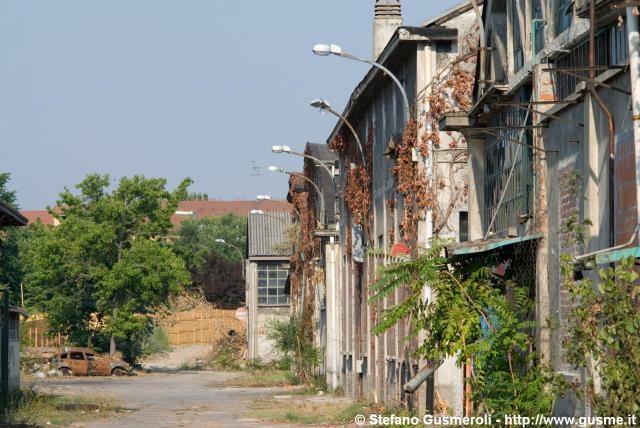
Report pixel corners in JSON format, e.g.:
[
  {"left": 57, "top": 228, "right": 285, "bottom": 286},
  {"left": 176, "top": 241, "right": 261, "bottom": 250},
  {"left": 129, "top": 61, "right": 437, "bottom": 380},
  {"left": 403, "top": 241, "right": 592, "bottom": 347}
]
[{"left": 250, "top": 0, "right": 640, "bottom": 418}]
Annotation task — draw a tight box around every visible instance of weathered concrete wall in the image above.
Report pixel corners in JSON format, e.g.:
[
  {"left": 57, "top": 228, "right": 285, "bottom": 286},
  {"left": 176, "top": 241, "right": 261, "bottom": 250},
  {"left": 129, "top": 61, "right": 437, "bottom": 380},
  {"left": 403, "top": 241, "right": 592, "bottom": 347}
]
[{"left": 246, "top": 259, "right": 291, "bottom": 362}]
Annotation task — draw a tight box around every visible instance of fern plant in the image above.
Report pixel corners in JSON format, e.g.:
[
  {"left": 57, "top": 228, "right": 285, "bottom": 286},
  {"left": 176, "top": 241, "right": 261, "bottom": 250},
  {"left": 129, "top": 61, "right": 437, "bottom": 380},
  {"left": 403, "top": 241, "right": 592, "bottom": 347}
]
[{"left": 368, "top": 239, "right": 553, "bottom": 416}]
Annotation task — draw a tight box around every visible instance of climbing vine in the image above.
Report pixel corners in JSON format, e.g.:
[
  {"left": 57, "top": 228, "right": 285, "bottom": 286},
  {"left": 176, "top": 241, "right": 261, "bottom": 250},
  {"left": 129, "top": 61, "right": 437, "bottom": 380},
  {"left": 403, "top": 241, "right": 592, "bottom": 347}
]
[
  {"left": 330, "top": 128, "right": 374, "bottom": 255},
  {"left": 390, "top": 119, "right": 431, "bottom": 247},
  {"left": 386, "top": 26, "right": 477, "bottom": 246}
]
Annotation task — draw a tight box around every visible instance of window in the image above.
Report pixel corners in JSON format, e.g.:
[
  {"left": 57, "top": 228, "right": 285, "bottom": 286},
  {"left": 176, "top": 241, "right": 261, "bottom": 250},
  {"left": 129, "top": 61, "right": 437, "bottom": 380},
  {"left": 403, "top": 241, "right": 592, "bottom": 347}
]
[
  {"left": 257, "top": 262, "right": 290, "bottom": 305},
  {"left": 556, "top": 0, "right": 573, "bottom": 35},
  {"left": 554, "top": 22, "right": 629, "bottom": 99},
  {"left": 60, "top": 353, "right": 67, "bottom": 359},
  {"left": 512, "top": 0, "right": 524, "bottom": 71},
  {"left": 70, "top": 352, "right": 84, "bottom": 360},
  {"left": 533, "top": 0, "right": 545, "bottom": 54},
  {"left": 484, "top": 86, "right": 533, "bottom": 235},
  {"left": 459, "top": 211, "right": 469, "bottom": 242}
]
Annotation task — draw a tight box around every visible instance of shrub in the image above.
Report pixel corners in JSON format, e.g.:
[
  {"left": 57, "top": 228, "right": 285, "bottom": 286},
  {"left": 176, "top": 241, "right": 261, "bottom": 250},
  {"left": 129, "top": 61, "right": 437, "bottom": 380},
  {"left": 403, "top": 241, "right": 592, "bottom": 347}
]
[{"left": 140, "top": 326, "right": 172, "bottom": 357}]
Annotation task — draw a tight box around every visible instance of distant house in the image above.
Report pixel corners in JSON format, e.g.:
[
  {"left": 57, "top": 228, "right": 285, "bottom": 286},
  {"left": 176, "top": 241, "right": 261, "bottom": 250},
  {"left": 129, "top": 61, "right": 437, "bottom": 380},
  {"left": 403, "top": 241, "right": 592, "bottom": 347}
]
[
  {"left": 245, "top": 211, "right": 292, "bottom": 362},
  {"left": 170, "top": 199, "right": 291, "bottom": 227},
  {"left": 0, "top": 199, "right": 28, "bottom": 389},
  {"left": 20, "top": 210, "right": 59, "bottom": 226}
]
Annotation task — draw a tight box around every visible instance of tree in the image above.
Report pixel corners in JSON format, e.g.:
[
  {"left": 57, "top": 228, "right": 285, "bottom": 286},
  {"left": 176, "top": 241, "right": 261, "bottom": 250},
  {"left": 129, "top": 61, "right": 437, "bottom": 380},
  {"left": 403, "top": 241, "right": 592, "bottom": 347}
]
[
  {"left": 173, "top": 213, "right": 246, "bottom": 266},
  {"left": 0, "top": 172, "right": 30, "bottom": 306},
  {"left": 188, "top": 251, "right": 243, "bottom": 306},
  {"left": 24, "top": 174, "right": 191, "bottom": 361},
  {"left": 172, "top": 213, "right": 247, "bottom": 306}
]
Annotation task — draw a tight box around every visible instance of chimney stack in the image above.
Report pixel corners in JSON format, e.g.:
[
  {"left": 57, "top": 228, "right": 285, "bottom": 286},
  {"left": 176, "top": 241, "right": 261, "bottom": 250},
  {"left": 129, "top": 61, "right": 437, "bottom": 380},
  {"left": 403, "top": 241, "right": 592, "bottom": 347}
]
[{"left": 373, "top": 1, "right": 402, "bottom": 60}]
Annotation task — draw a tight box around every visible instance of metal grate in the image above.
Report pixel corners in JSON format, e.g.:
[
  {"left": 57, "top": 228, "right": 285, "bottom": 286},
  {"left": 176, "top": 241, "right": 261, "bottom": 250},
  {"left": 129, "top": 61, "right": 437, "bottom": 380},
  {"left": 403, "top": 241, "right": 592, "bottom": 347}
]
[
  {"left": 484, "top": 87, "right": 532, "bottom": 235},
  {"left": 554, "top": 22, "right": 628, "bottom": 99}
]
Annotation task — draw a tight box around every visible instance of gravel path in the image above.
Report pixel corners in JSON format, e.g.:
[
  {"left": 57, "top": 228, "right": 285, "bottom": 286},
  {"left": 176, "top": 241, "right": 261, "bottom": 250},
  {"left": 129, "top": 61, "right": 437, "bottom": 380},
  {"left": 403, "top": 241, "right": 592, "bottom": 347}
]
[
  {"left": 140, "top": 345, "right": 212, "bottom": 371},
  {"left": 32, "top": 371, "right": 294, "bottom": 428}
]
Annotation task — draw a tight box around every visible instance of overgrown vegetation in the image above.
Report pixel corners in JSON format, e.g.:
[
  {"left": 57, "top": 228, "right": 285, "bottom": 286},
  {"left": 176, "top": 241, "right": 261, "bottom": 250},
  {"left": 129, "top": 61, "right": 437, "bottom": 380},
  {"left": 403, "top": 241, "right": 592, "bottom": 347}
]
[
  {"left": 3, "top": 387, "right": 131, "bottom": 427},
  {"left": 560, "top": 171, "right": 640, "bottom": 415},
  {"left": 369, "top": 241, "right": 554, "bottom": 416},
  {"left": 249, "top": 397, "right": 369, "bottom": 426},
  {"left": 139, "top": 326, "right": 172, "bottom": 358},
  {"left": 266, "top": 313, "right": 321, "bottom": 383}
]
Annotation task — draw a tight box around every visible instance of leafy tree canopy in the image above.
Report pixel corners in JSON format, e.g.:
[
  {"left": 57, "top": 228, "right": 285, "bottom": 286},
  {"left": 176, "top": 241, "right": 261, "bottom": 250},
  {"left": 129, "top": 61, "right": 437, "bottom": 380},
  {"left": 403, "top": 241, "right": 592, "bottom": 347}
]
[
  {"left": 187, "top": 251, "right": 243, "bottom": 307},
  {"left": 172, "top": 213, "right": 247, "bottom": 306},
  {"left": 0, "top": 172, "right": 30, "bottom": 306},
  {"left": 173, "top": 213, "right": 246, "bottom": 267},
  {"left": 24, "top": 174, "right": 192, "bottom": 362}
]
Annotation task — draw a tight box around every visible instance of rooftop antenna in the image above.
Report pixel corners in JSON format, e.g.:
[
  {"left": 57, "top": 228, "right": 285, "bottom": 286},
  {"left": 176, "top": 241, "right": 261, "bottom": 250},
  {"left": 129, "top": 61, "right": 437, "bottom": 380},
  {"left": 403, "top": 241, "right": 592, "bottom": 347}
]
[{"left": 249, "top": 160, "right": 264, "bottom": 177}]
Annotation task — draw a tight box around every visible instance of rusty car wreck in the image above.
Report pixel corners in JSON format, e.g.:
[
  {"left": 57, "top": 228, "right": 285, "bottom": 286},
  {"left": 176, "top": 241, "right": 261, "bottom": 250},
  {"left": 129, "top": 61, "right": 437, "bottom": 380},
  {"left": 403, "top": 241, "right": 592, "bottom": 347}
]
[{"left": 55, "top": 347, "right": 131, "bottom": 376}]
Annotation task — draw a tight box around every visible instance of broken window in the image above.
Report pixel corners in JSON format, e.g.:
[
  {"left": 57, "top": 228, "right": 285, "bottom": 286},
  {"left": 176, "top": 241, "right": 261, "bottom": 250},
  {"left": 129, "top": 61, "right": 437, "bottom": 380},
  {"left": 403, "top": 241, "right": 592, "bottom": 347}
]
[{"left": 69, "top": 352, "right": 84, "bottom": 360}]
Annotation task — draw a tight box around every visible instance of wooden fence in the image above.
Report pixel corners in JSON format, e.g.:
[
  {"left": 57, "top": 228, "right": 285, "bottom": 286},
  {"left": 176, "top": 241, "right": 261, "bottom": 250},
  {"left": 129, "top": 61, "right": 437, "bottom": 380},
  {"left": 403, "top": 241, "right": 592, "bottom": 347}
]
[
  {"left": 25, "top": 317, "right": 64, "bottom": 348},
  {"left": 165, "top": 308, "right": 245, "bottom": 346}
]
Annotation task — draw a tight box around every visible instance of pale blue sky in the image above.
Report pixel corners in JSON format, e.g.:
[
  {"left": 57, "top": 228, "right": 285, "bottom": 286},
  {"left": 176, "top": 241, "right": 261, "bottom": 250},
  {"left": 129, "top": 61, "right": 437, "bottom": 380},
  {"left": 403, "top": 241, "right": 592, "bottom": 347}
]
[{"left": 1, "top": 1, "right": 464, "bottom": 209}]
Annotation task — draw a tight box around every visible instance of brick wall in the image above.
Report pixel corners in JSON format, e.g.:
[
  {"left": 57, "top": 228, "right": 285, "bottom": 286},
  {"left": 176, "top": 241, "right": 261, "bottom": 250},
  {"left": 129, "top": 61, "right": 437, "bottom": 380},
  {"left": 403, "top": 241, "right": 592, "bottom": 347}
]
[{"left": 558, "top": 160, "right": 578, "bottom": 371}]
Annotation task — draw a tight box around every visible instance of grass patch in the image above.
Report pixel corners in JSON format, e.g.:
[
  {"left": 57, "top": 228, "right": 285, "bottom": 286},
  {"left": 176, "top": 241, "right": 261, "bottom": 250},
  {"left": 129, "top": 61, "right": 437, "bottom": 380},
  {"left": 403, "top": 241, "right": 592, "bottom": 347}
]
[
  {"left": 249, "top": 397, "right": 370, "bottom": 425},
  {"left": 222, "top": 368, "right": 299, "bottom": 388},
  {"left": 4, "top": 386, "right": 134, "bottom": 427}
]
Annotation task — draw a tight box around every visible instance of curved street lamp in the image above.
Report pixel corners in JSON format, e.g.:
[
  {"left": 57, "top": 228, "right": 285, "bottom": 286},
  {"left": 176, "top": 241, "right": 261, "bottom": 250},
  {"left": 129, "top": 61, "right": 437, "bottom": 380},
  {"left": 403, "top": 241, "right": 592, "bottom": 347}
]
[
  {"left": 308, "top": 99, "right": 367, "bottom": 168},
  {"left": 268, "top": 165, "right": 326, "bottom": 227},
  {"left": 312, "top": 43, "right": 410, "bottom": 121},
  {"left": 214, "top": 238, "right": 245, "bottom": 279},
  {"left": 271, "top": 145, "right": 339, "bottom": 223},
  {"left": 256, "top": 194, "right": 301, "bottom": 220},
  {"left": 249, "top": 209, "right": 293, "bottom": 227}
]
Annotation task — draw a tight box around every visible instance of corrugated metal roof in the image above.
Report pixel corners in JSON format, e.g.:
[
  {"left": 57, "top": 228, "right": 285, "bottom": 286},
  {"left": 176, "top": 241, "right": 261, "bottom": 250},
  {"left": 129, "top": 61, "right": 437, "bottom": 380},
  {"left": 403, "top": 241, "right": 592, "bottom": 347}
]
[{"left": 248, "top": 211, "right": 293, "bottom": 258}]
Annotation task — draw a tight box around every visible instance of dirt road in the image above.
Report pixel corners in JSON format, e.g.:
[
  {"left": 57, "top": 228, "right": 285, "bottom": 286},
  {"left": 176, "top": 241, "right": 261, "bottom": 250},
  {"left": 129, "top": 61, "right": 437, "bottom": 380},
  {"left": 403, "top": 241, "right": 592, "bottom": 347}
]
[{"left": 32, "top": 371, "right": 295, "bottom": 428}]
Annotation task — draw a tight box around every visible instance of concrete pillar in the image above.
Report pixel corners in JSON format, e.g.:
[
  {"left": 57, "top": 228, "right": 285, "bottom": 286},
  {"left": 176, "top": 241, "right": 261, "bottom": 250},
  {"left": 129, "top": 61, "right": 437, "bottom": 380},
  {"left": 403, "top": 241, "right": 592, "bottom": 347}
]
[{"left": 373, "top": 1, "right": 402, "bottom": 60}]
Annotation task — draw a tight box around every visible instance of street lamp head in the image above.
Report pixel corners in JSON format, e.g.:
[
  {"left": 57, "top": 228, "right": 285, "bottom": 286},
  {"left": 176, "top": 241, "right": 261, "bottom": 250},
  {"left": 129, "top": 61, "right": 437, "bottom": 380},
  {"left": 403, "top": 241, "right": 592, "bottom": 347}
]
[
  {"left": 271, "top": 145, "right": 291, "bottom": 153},
  {"left": 250, "top": 209, "right": 264, "bottom": 215},
  {"left": 310, "top": 98, "right": 331, "bottom": 111},
  {"left": 268, "top": 165, "right": 281, "bottom": 172},
  {"left": 312, "top": 43, "right": 342, "bottom": 56},
  {"left": 214, "top": 238, "right": 226, "bottom": 243}
]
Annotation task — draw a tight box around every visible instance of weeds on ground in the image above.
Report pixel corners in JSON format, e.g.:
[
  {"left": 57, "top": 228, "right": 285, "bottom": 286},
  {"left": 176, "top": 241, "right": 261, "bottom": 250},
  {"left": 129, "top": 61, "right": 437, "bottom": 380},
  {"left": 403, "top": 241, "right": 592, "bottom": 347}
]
[
  {"left": 3, "top": 386, "right": 132, "bottom": 427},
  {"left": 139, "top": 326, "right": 172, "bottom": 357},
  {"left": 249, "top": 397, "right": 370, "bottom": 425},
  {"left": 223, "top": 368, "right": 299, "bottom": 388}
]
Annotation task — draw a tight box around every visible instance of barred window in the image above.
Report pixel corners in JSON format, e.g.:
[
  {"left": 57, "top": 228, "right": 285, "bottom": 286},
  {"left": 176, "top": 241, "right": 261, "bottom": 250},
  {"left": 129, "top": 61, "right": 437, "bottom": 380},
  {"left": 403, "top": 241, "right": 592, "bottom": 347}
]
[{"left": 257, "top": 262, "right": 290, "bottom": 305}]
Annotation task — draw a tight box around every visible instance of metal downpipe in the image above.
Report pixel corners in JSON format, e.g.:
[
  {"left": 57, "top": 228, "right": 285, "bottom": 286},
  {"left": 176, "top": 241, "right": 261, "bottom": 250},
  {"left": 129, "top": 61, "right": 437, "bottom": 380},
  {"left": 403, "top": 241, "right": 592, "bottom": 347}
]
[{"left": 589, "top": 0, "right": 616, "bottom": 249}]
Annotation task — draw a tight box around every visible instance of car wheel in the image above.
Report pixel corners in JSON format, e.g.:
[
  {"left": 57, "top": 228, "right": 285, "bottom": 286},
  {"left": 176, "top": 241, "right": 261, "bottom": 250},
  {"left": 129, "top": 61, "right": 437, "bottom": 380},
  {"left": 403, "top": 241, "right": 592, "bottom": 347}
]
[
  {"left": 61, "top": 367, "right": 72, "bottom": 376},
  {"left": 111, "top": 367, "right": 125, "bottom": 376}
]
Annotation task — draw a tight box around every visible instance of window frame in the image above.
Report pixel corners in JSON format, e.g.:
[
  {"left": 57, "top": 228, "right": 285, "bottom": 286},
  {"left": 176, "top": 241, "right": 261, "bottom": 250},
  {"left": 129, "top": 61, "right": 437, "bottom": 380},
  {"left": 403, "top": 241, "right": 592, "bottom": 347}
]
[{"left": 256, "top": 261, "right": 290, "bottom": 306}]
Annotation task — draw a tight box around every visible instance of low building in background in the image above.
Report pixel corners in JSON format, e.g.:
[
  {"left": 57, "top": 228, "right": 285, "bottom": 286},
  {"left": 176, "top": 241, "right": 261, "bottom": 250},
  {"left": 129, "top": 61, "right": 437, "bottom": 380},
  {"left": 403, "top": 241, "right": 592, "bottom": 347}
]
[{"left": 245, "top": 210, "right": 292, "bottom": 362}]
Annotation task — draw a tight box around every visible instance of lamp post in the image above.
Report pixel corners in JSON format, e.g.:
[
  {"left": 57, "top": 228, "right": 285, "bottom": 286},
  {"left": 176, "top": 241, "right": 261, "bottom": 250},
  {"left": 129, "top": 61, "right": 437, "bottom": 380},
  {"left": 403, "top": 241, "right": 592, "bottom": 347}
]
[
  {"left": 271, "top": 145, "right": 339, "bottom": 225},
  {"left": 256, "top": 194, "right": 301, "bottom": 220},
  {"left": 268, "top": 165, "right": 326, "bottom": 228},
  {"left": 214, "top": 238, "right": 245, "bottom": 279},
  {"left": 309, "top": 99, "right": 367, "bottom": 168},
  {"left": 249, "top": 209, "right": 293, "bottom": 227},
  {"left": 312, "top": 43, "right": 410, "bottom": 121}
]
